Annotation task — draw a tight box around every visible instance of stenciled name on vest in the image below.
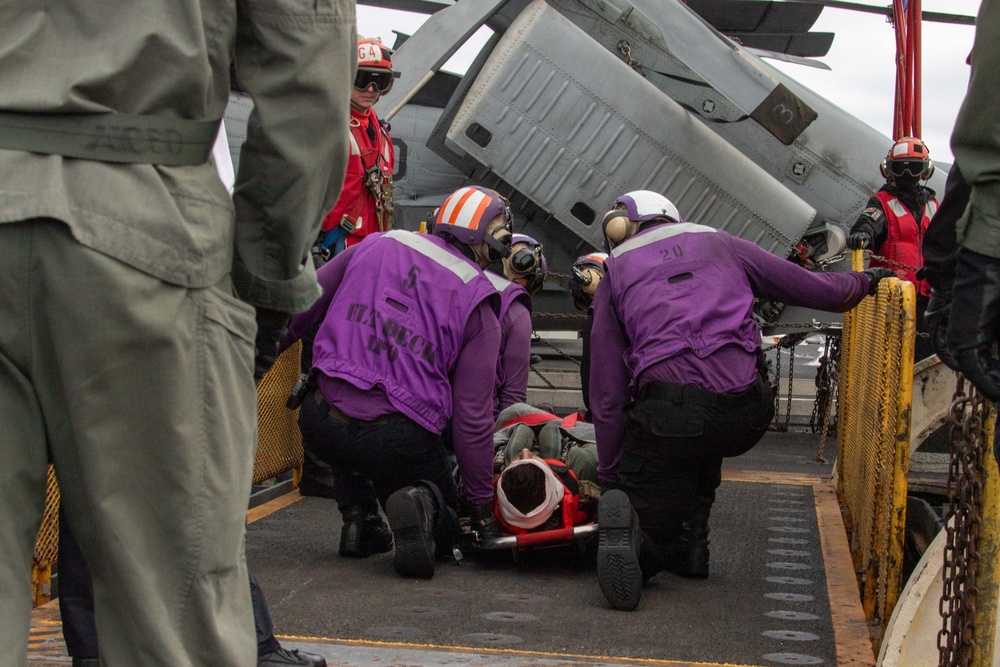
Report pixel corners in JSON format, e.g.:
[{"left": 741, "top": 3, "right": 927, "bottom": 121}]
[
  {"left": 346, "top": 303, "right": 438, "bottom": 365},
  {"left": 84, "top": 125, "right": 186, "bottom": 157}
]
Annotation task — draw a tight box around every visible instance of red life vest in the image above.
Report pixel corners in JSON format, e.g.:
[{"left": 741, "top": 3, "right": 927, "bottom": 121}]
[
  {"left": 870, "top": 190, "right": 938, "bottom": 297},
  {"left": 493, "top": 459, "right": 584, "bottom": 534},
  {"left": 321, "top": 107, "right": 394, "bottom": 245}
]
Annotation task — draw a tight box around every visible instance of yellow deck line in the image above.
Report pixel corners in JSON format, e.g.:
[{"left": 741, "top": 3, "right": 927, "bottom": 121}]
[
  {"left": 247, "top": 488, "right": 305, "bottom": 524},
  {"left": 275, "top": 635, "right": 767, "bottom": 666}
]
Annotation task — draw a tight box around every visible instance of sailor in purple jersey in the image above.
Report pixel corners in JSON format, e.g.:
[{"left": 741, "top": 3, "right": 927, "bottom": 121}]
[
  {"left": 591, "top": 190, "right": 893, "bottom": 611},
  {"left": 280, "top": 185, "right": 514, "bottom": 579},
  {"left": 485, "top": 233, "right": 547, "bottom": 417}
]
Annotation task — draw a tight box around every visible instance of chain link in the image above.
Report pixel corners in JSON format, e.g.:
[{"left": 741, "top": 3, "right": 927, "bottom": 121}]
[
  {"left": 768, "top": 347, "right": 794, "bottom": 432},
  {"left": 533, "top": 311, "right": 589, "bottom": 321},
  {"left": 547, "top": 270, "right": 572, "bottom": 284},
  {"left": 811, "top": 337, "right": 840, "bottom": 463},
  {"left": 938, "top": 377, "right": 990, "bottom": 667},
  {"left": 527, "top": 330, "right": 580, "bottom": 394},
  {"left": 863, "top": 250, "right": 921, "bottom": 274}
]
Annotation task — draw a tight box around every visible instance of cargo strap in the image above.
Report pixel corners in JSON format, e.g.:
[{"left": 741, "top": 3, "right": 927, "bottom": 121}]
[
  {"left": 500, "top": 412, "right": 581, "bottom": 430},
  {"left": 0, "top": 111, "right": 220, "bottom": 166}
]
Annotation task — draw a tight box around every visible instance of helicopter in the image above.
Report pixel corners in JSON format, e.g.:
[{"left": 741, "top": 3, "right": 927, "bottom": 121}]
[{"left": 226, "top": 0, "right": 975, "bottom": 330}]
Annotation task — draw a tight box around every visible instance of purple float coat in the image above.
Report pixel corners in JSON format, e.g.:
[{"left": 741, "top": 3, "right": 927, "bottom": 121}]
[
  {"left": 591, "top": 222, "right": 871, "bottom": 486},
  {"left": 281, "top": 231, "right": 502, "bottom": 504},
  {"left": 486, "top": 271, "right": 533, "bottom": 417}
]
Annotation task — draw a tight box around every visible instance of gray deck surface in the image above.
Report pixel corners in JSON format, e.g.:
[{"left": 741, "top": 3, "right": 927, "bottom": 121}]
[
  {"left": 243, "top": 433, "right": 845, "bottom": 666},
  {"left": 27, "top": 432, "right": 868, "bottom": 667}
]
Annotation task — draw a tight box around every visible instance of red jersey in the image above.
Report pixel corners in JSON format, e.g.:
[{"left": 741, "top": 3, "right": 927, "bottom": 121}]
[{"left": 321, "top": 106, "right": 395, "bottom": 247}]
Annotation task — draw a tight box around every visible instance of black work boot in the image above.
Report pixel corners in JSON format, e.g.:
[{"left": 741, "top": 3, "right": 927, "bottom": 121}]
[
  {"left": 386, "top": 485, "right": 438, "bottom": 578},
  {"left": 596, "top": 490, "right": 643, "bottom": 611},
  {"left": 297, "top": 451, "right": 337, "bottom": 499},
  {"left": 667, "top": 498, "right": 711, "bottom": 578},
  {"left": 258, "top": 646, "right": 327, "bottom": 666},
  {"left": 339, "top": 506, "right": 393, "bottom": 558}
]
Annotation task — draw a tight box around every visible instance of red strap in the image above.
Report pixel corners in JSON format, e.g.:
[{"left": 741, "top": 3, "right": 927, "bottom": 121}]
[
  {"left": 560, "top": 411, "right": 582, "bottom": 428},
  {"left": 500, "top": 412, "right": 560, "bottom": 430}
]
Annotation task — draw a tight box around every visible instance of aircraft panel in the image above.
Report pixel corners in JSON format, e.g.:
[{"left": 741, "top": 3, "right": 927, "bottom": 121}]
[{"left": 447, "top": 0, "right": 815, "bottom": 255}]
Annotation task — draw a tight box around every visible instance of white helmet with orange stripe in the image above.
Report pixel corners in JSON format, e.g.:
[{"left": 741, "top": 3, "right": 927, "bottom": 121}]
[{"left": 433, "top": 186, "right": 513, "bottom": 265}]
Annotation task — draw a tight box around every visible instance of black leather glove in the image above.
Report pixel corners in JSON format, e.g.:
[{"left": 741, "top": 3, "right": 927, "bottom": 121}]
[
  {"left": 862, "top": 267, "right": 894, "bottom": 296},
  {"left": 254, "top": 308, "right": 291, "bottom": 384},
  {"left": 468, "top": 501, "right": 501, "bottom": 542},
  {"left": 847, "top": 222, "right": 875, "bottom": 250},
  {"left": 947, "top": 248, "right": 1000, "bottom": 401},
  {"left": 925, "top": 286, "right": 961, "bottom": 371}
]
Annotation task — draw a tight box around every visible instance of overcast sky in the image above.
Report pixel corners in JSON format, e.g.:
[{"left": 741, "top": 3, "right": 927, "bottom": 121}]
[{"left": 358, "top": 1, "right": 981, "bottom": 164}]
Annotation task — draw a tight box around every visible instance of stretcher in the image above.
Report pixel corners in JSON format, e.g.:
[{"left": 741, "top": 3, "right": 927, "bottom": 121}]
[{"left": 464, "top": 522, "right": 599, "bottom": 552}]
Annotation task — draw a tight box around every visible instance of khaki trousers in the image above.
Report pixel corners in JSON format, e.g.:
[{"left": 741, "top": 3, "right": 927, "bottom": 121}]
[{"left": 0, "top": 220, "right": 257, "bottom": 666}]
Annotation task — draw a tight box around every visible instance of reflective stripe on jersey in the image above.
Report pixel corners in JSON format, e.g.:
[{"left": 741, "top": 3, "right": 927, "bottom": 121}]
[
  {"left": 886, "top": 198, "right": 908, "bottom": 218},
  {"left": 487, "top": 271, "right": 514, "bottom": 292},
  {"left": 611, "top": 222, "right": 717, "bottom": 258},
  {"left": 385, "top": 230, "right": 480, "bottom": 283}
]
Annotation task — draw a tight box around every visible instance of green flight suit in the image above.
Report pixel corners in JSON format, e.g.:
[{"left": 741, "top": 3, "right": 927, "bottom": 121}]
[
  {"left": 0, "top": 1, "right": 356, "bottom": 665},
  {"left": 953, "top": 0, "right": 1000, "bottom": 258}
]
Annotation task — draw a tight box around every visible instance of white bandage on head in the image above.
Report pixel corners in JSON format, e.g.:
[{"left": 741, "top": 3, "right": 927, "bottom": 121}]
[{"left": 496, "top": 458, "right": 563, "bottom": 529}]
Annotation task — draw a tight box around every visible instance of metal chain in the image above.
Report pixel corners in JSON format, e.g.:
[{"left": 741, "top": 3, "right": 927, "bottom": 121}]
[
  {"left": 863, "top": 250, "right": 921, "bottom": 274},
  {"left": 533, "top": 311, "right": 589, "bottom": 321},
  {"left": 812, "top": 337, "right": 840, "bottom": 463},
  {"left": 770, "top": 345, "right": 782, "bottom": 421},
  {"left": 547, "top": 270, "right": 572, "bottom": 284},
  {"left": 810, "top": 336, "right": 831, "bottom": 433},
  {"left": 530, "top": 364, "right": 557, "bottom": 390},
  {"left": 528, "top": 331, "right": 577, "bottom": 392},
  {"left": 531, "top": 331, "right": 582, "bottom": 368},
  {"left": 768, "top": 347, "right": 794, "bottom": 432},
  {"left": 938, "top": 377, "right": 989, "bottom": 667},
  {"left": 853, "top": 250, "right": 930, "bottom": 338},
  {"left": 783, "top": 350, "right": 794, "bottom": 428}
]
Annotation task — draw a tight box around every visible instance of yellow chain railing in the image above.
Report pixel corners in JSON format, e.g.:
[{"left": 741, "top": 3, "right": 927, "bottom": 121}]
[
  {"left": 30, "top": 343, "right": 305, "bottom": 606},
  {"left": 837, "top": 249, "right": 915, "bottom": 653}
]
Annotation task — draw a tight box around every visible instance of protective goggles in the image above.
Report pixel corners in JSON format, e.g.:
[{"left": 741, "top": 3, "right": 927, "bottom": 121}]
[
  {"left": 354, "top": 69, "right": 396, "bottom": 94},
  {"left": 485, "top": 217, "right": 513, "bottom": 262},
  {"left": 886, "top": 159, "right": 929, "bottom": 179}
]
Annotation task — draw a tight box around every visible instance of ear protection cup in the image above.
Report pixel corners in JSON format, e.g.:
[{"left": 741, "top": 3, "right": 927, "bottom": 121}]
[
  {"left": 602, "top": 210, "right": 633, "bottom": 246},
  {"left": 922, "top": 160, "right": 935, "bottom": 180},
  {"left": 578, "top": 267, "right": 603, "bottom": 296},
  {"left": 510, "top": 247, "right": 539, "bottom": 273},
  {"left": 880, "top": 159, "right": 889, "bottom": 180}
]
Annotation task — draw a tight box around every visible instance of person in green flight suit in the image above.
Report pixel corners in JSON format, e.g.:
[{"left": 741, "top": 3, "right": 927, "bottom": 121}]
[{"left": 0, "top": 1, "right": 355, "bottom": 664}]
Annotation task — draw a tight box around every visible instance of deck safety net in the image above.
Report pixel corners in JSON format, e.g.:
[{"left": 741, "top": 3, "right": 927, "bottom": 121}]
[{"left": 836, "top": 274, "right": 915, "bottom": 651}]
